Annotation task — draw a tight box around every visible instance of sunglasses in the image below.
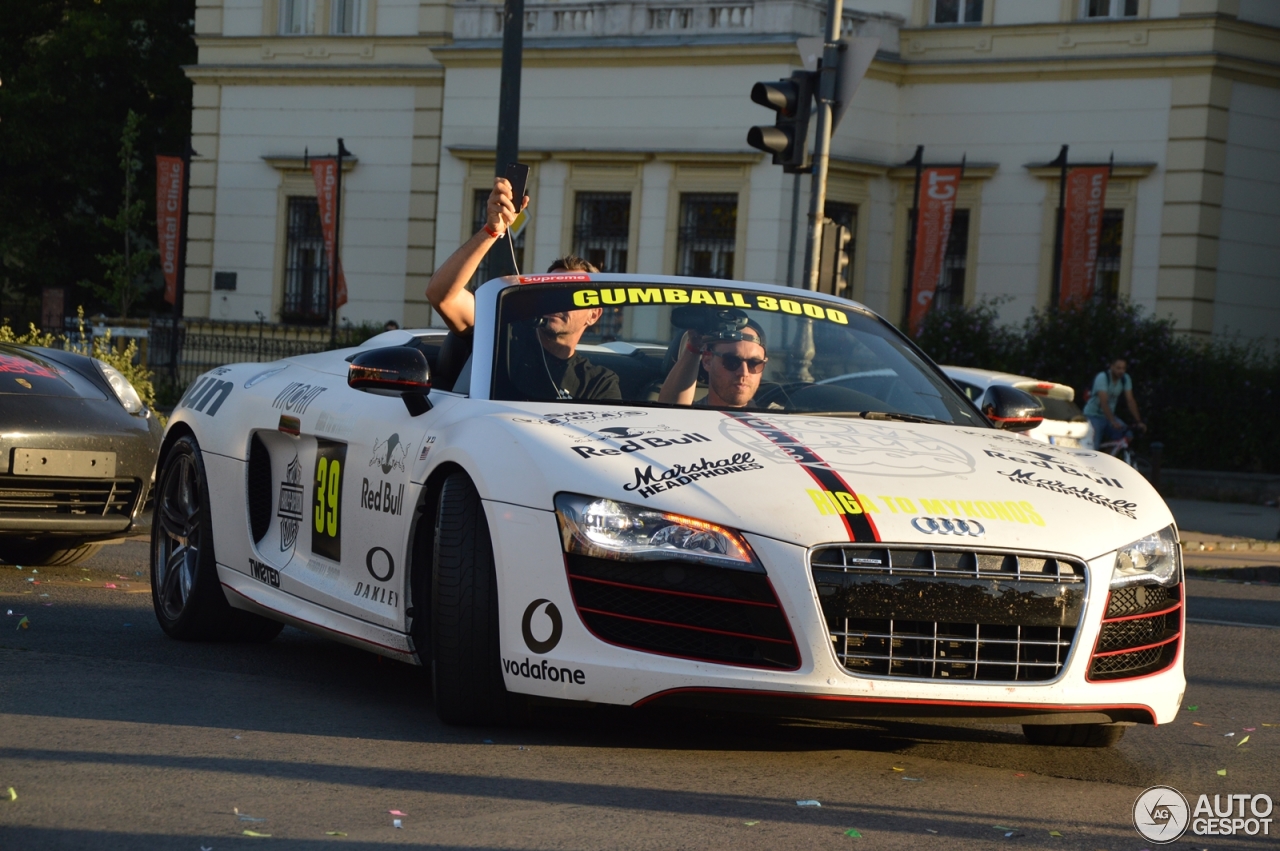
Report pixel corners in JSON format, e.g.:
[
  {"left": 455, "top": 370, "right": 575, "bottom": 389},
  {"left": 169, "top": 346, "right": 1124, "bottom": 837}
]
[{"left": 709, "top": 352, "right": 768, "bottom": 374}]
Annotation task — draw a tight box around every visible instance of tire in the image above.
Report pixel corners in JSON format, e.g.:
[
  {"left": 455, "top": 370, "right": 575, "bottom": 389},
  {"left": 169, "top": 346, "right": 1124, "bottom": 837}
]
[
  {"left": 431, "top": 471, "right": 510, "bottom": 725},
  {"left": 0, "top": 540, "right": 102, "bottom": 567},
  {"left": 1023, "top": 723, "right": 1127, "bottom": 748},
  {"left": 151, "top": 435, "right": 283, "bottom": 643}
]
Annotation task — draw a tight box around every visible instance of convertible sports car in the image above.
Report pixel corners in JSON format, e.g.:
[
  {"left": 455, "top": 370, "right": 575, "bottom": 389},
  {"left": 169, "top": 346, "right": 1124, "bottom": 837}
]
[
  {"left": 1, "top": 344, "right": 161, "bottom": 566},
  {"left": 154, "top": 274, "right": 1184, "bottom": 746}
]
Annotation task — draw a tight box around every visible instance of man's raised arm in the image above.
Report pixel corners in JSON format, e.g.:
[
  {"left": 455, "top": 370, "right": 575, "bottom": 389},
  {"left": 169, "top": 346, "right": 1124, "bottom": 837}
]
[{"left": 426, "top": 177, "right": 524, "bottom": 333}]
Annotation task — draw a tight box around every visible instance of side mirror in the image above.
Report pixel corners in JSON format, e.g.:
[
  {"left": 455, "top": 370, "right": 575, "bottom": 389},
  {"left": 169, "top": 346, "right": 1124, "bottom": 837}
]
[
  {"left": 982, "top": 385, "right": 1044, "bottom": 432},
  {"left": 348, "top": 347, "right": 432, "bottom": 416}
]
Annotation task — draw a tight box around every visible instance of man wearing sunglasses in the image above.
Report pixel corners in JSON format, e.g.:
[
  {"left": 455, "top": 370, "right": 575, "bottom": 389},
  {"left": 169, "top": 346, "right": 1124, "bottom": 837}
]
[{"left": 658, "top": 321, "right": 771, "bottom": 409}]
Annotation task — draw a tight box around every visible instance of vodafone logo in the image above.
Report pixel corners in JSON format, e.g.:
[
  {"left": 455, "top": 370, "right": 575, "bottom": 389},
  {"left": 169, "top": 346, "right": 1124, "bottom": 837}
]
[{"left": 521, "top": 599, "right": 563, "bottom": 654}]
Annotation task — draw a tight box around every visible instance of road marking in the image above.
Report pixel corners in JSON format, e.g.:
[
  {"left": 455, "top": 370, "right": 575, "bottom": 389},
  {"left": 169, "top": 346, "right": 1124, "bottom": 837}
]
[{"left": 1186, "top": 617, "right": 1280, "bottom": 630}]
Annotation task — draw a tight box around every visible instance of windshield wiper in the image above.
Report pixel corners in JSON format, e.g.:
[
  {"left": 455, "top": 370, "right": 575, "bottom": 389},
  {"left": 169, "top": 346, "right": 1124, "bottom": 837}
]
[
  {"left": 793, "top": 410, "right": 950, "bottom": 424},
  {"left": 858, "top": 411, "right": 949, "bottom": 425}
]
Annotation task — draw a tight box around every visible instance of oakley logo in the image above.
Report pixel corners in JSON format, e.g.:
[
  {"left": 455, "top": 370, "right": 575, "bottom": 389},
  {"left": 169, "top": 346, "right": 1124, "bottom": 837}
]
[{"left": 911, "top": 516, "right": 985, "bottom": 537}]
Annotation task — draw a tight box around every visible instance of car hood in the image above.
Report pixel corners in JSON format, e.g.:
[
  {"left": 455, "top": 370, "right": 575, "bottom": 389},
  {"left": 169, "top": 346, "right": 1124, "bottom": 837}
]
[{"left": 472, "top": 404, "right": 1170, "bottom": 561}]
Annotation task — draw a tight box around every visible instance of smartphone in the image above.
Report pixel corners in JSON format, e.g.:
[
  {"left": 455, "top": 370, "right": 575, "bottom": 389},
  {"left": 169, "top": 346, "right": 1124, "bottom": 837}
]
[{"left": 504, "top": 162, "right": 530, "bottom": 207}]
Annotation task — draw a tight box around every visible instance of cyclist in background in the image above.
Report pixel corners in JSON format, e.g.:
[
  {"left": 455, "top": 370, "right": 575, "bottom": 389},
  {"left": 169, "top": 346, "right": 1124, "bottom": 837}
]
[{"left": 1083, "top": 358, "right": 1146, "bottom": 449}]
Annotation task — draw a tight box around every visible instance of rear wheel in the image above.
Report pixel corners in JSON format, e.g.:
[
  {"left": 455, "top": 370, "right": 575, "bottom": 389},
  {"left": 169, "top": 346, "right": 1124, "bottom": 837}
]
[
  {"left": 1023, "top": 723, "right": 1127, "bottom": 748},
  {"left": 151, "top": 436, "right": 282, "bottom": 643},
  {"left": 0, "top": 540, "right": 102, "bottom": 567},
  {"left": 431, "top": 471, "right": 511, "bottom": 725}
]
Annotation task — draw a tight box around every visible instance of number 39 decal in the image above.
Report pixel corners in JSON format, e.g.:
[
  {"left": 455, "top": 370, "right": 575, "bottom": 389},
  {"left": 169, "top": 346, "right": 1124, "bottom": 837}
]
[{"left": 311, "top": 439, "right": 346, "bottom": 561}]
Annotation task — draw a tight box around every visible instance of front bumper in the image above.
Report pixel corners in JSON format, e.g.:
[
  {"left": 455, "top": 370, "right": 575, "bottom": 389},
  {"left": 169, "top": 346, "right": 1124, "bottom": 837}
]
[{"left": 487, "top": 503, "right": 1184, "bottom": 725}]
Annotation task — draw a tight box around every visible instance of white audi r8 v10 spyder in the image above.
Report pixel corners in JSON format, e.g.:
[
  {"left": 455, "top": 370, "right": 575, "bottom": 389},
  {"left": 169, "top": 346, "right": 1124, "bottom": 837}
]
[{"left": 152, "top": 274, "right": 1184, "bottom": 747}]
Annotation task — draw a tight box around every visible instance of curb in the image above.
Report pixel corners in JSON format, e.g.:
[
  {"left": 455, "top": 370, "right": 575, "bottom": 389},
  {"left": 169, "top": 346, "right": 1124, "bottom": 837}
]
[
  {"left": 1186, "top": 565, "right": 1280, "bottom": 583},
  {"left": 1182, "top": 539, "right": 1280, "bottom": 553}
]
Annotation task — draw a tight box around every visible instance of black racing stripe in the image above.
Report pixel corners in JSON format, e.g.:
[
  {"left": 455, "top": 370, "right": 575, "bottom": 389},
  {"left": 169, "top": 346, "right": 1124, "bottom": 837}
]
[{"left": 722, "top": 412, "right": 880, "bottom": 542}]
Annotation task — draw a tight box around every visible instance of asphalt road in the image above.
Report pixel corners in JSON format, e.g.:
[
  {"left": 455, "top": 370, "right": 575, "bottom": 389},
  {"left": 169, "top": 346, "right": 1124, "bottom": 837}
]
[{"left": 2, "top": 542, "right": 1278, "bottom": 850}]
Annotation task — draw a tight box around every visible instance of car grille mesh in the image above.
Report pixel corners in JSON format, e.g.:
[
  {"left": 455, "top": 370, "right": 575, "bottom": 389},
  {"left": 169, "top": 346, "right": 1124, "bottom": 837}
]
[
  {"left": 566, "top": 554, "right": 799, "bottom": 670},
  {"left": 1087, "top": 583, "right": 1181, "bottom": 681},
  {"left": 811, "top": 545, "right": 1086, "bottom": 682},
  {"left": 0, "top": 475, "right": 139, "bottom": 518}
]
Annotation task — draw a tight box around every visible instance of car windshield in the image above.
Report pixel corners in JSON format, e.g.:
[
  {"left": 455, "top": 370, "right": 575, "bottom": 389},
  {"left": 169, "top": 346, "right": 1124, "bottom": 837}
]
[{"left": 492, "top": 281, "right": 982, "bottom": 424}]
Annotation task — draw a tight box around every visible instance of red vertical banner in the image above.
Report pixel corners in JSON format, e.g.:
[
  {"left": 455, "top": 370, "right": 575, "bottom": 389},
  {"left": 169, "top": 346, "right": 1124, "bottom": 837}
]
[
  {"left": 310, "top": 158, "right": 349, "bottom": 309},
  {"left": 155, "top": 155, "right": 185, "bottom": 305},
  {"left": 1058, "top": 166, "right": 1109, "bottom": 307},
  {"left": 907, "top": 166, "right": 962, "bottom": 335}
]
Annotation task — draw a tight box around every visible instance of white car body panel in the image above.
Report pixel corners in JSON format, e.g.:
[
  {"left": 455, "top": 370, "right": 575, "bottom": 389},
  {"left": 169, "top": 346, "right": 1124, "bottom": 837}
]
[{"left": 162, "top": 274, "right": 1184, "bottom": 728}]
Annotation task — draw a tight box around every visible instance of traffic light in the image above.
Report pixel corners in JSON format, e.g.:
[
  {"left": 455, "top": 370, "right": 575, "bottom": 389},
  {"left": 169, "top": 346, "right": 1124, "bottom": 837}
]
[{"left": 747, "top": 70, "right": 816, "bottom": 174}]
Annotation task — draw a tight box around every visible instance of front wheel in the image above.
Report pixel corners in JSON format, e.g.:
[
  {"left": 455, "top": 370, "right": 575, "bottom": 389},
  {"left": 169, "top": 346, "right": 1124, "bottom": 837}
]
[
  {"left": 1023, "top": 723, "right": 1127, "bottom": 748},
  {"left": 151, "top": 435, "right": 282, "bottom": 643},
  {"left": 431, "top": 472, "right": 511, "bottom": 725}
]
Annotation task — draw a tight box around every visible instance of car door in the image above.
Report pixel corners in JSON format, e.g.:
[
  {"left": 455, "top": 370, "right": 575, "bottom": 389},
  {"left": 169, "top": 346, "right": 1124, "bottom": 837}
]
[{"left": 291, "top": 381, "right": 432, "bottom": 632}]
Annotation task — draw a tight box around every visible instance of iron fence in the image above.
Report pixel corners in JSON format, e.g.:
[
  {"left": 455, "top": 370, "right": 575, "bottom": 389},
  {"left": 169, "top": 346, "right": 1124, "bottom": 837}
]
[{"left": 148, "top": 317, "right": 380, "bottom": 393}]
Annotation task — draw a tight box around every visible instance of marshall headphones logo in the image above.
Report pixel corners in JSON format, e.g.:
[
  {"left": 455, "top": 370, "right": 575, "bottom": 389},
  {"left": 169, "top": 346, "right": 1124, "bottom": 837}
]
[
  {"left": 911, "top": 516, "right": 985, "bottom": 537},
  {"left": 277, "top": 455, "right": 304, "bottom": 551}
]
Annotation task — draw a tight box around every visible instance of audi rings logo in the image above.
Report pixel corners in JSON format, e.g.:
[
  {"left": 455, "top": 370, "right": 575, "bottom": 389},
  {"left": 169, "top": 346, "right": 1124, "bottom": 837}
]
[
  {"left": 521, "top": 599, "right": 563, "bottom": 654},
  {"left": 1133, "top": 786, "right": 1190, "bottom": 843},
  {"left": 911, "top": 516, "right": 985, "bottom": 537}
]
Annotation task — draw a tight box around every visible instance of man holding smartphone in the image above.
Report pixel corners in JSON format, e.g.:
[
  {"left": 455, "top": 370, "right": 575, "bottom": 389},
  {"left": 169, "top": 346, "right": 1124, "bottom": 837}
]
[{"left": 426, "top": 176, "right": 620, "bottom": 401}]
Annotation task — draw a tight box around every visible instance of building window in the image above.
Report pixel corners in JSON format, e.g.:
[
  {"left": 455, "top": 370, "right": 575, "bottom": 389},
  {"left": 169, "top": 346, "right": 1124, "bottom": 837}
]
[
  {"left": 821, "top": 202, "right": 857, "bottom": 298},
  {"left": 331, "top": 0, "right": 367, "bottom": 34},
  {"left": 574, "top": 193, "right": 630, "bottom": 273},
  {"left": 279, "top": 0, "right": 317, "bottom": 34},
  {"left": 1082, "top": 0, "right": 1138, "bottom": 18},
  {"left": 282, "top": 197, "right": 329, "bottom": 324},
  {"left": 932, "top": 0, "right": 984, "bottom": 24},
  {"left": 936, "top": 209, "right": 970, "bottom": 310},
  {"left": 472, "top": 189, "right": 524, "bottom": 285},
  {"left": 677, "top": 194, "right": 737, "bottom": 279},
  {"left": 1093, "top": 209, "right": 1124, "bottom": 302}
]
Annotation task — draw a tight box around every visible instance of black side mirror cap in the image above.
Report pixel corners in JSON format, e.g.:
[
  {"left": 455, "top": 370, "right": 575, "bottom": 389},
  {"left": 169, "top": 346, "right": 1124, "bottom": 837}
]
[
  {"left": 982, "top": 385, "right": 1045, "bottom": 432},
  {"left": 347, "top": 347, "right": 432, "bottom": 416}
]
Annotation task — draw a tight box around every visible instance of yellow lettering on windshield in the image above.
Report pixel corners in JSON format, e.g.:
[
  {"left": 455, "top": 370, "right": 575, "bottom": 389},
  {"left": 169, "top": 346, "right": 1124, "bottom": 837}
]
[
  {"left": 563, "top": 287, "right": 850, "bottom": 325},
  {"left": 628, "top": 287, "right": 661, "bottom": 303}
]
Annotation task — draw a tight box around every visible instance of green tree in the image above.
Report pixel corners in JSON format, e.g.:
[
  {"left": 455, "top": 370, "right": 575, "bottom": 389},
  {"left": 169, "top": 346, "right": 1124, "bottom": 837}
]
[
  {"left": 0, "top": 1, "right": 195, "bottom": 322},
  {"left": 85, "top": 110, "right": 157, "bottom": 317}
]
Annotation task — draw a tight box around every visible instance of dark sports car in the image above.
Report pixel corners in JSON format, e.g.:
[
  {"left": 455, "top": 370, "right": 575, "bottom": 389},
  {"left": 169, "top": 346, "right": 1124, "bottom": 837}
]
[{"left": 0, "top": 344, "right": 162, "bottom": 566}]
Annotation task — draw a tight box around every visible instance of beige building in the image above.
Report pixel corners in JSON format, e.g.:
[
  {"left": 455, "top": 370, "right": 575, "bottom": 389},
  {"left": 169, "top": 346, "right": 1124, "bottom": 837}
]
[{"left": 186, "top": 0, "right": 1280, "bottom": 340}]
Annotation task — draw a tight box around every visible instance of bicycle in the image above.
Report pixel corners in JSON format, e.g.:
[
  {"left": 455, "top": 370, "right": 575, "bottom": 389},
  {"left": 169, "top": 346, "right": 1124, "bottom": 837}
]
[{"left": 1097, "top": 426, "right": 1152, "bottom": 475}]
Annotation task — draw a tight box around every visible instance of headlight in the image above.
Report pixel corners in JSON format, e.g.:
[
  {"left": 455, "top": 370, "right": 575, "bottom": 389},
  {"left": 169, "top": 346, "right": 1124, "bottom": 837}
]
[
  {"left": 554, "top": 493, "right": 759, "bottom": 571},
  {"left": 1111, "top": 524, "right": 1180, "bottom": 588},
  {"left": 94, "top": 360, "right": 145, "bottom": 414}
]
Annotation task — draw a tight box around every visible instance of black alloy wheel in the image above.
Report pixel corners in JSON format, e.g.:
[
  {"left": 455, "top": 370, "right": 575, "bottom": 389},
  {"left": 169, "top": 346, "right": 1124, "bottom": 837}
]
[
  {"left": 431, "top": 471, "right": 514, "bottom": 725},
  {"left": 151, "top": 435, "right": 282, "bottom": 642}
]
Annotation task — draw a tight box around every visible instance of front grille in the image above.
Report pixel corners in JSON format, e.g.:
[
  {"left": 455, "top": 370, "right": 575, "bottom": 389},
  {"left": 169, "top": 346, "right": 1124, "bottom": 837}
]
[
  {"left": 1088, "top": 583, "right": 1181, "bottom": 681},
  {"left": 0, "top": 475, "right": 139, "bottom": 517},
  {"left": 566, "top": 554, "right": 799, "bottom": 670},
  {"left": 812, "top": 545, "right": 1086, "bottom": 682},
  {"left": 1105, "top": 584, "right": 1176, "bottom": 619}
]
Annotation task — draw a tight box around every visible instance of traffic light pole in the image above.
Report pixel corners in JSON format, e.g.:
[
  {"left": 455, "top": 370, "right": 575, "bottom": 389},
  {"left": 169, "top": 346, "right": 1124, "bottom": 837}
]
[{"left": 801, "top": 0, "right": 843, "bottom": 292}]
